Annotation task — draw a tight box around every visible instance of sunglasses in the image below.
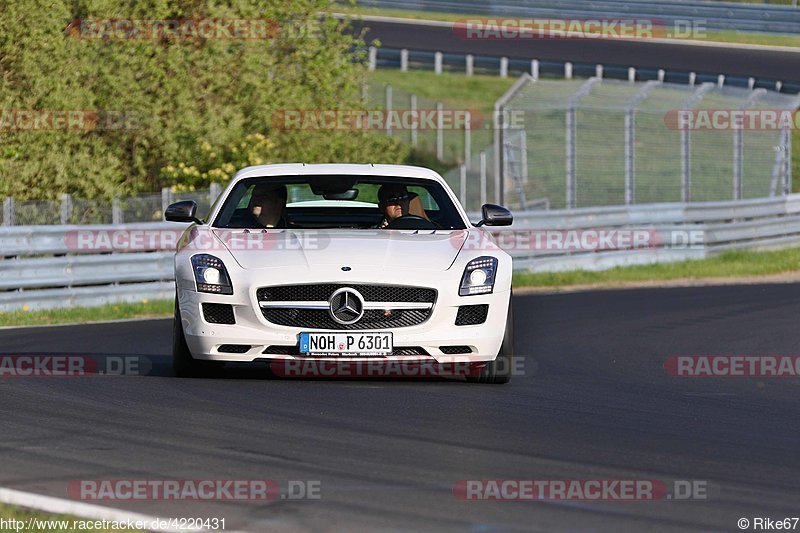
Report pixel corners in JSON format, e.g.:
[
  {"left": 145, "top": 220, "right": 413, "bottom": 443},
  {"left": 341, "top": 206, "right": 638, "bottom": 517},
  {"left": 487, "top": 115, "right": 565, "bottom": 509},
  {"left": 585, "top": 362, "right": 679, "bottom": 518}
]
[{"left": 381, "top": 193, "right": 411, "bottom": 206}]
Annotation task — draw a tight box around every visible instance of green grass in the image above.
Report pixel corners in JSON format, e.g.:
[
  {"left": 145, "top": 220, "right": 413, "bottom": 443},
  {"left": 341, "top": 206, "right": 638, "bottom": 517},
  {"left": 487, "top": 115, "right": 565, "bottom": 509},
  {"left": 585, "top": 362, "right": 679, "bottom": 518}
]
[
  {"left": 370, "top": 70, "right": 515, "bottom": 112},
  {"left": 0, "top": 503, "right": 144, "bottom": 532},
  {"left": 514, "top": 246, "right": 800, "bottom": 288},
  {"left": 344, "top": 5, "right": 800, "bottom": 48},
  {"left": 0, "top": 299, "right": 172, "bottom": 328}
]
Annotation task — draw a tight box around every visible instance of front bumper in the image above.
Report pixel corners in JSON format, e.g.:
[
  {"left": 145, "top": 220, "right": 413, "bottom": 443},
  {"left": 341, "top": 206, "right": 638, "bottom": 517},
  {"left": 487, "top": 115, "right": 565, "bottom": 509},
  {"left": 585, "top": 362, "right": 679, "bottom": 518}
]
[{"left": 177, "top": 282, "right": 510, "bottom": 364}]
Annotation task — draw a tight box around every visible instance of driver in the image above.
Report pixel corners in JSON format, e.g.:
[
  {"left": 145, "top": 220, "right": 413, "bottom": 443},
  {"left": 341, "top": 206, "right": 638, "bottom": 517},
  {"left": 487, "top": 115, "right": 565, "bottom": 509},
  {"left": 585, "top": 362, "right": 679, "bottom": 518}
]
[
  {"left": 375, "top": 184, "right": 430, "bottom": 229},
  {"left": 244, "top": 183, "right": 290, "bottom": 228}
]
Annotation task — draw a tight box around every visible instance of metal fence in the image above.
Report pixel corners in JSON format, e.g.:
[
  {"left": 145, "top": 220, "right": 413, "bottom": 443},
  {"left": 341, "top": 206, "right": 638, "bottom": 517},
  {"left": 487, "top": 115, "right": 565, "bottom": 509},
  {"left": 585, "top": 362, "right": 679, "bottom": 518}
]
[
  {"left": 355, "top": 0, "right": 800, "bottom": 33},
  {"left": 5, "top": 194, "right": 800, "bottom": 311},
  {"left": 1, "top": 185, "right": 222, "bottom": 227},
  {"left": 494, "top": 76, "right": 799, "bottom": 211}
]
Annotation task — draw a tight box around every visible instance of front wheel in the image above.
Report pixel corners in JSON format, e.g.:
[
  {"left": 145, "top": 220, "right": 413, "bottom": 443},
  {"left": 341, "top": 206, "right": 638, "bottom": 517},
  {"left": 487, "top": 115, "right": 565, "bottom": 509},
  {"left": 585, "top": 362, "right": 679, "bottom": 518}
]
[
  {"left": 467, "top": 300, "right": 514, "bottom": 384},
  {"left": 172, "top": 300, "right": 222, "bottom": 378}
]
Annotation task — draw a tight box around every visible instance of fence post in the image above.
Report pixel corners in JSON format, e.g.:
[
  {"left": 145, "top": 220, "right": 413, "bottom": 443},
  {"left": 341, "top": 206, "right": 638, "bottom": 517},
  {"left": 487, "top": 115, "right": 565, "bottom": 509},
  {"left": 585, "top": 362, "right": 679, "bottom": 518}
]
[
  {"left": 518, "top": 129, "right": 528, "bottom": 184},
  {"left": 531, "top": 59, "right": 539, "bottom": 80},
  {"left": 368, "top": 46, "right": 377, "bottom": 71},
  {"left": 436, "top": 102, "right": 444, "bottom": 161},
  {"left": 434, "top": 51, "right": 443, "bottom": 74},
  {"left": 595, "top": 64, "right": 603, "bottom": 79},
  {"left": 161, "top": 188, "right": 173, "bottom": 219},
  {"left": 785, "top": 129, "right": 793, "bottom": 195},
  {"left": 385, "top": 84, "right": 393, "bottom": 136},
  {"left": 624, "top": 110, "right": 635, "bottom": 204},
  {"left": 733, "top": 126, "right": 743, "bottom": 200},
  {"left": 112, "top": 197, "right": 122, "bottom": 224},
  {"left": 480, "top": 151, "right": 487, "bottom": 206},
  {"left": 628, "top": 67, "right": 636, "bottom": 82},
  {"left": 60, "top": 193, "right": 72, "bottom": 224},
  {"left": 464, "top": 111, "right": 471, "bottom": 170},
  {"left": 466, "top": 54, "right": 474, "bottom": 76},
  {"left": 681, "top": 128, "right": 691, "bottom": 202},
  {"left": 566, "top": 105, "right": 576, "bottom": 208},
  {"left": 564, "top": 62, "right": 573, "bottom": 80},
  {"left": 3, "top": 197, "right": 14, "bottom": 226},
  {"left": 210, "top": 182, "right": 222, "bottom": 204},
  {"left": 459, "top": 165, "right": 467, "bottom": 207},
  {"left": 410, "top": 94, "right": 418, "bottom": 147},
  {"left": 400, "top": 49, "right": 408, "bottom": 72},
  {"left": 500, "top": 57, "right": 508, "bottom": 78}
]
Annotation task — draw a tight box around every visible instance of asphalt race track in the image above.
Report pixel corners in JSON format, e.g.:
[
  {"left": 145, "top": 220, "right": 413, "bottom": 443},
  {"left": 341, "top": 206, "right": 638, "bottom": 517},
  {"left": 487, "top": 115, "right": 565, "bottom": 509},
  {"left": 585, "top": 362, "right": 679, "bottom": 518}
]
[
  {"left": 352, "top": 19, "right": 800, "bottom": 84},
  {"left": 1, "top": 284, "right": 799, "bottom": 531}
]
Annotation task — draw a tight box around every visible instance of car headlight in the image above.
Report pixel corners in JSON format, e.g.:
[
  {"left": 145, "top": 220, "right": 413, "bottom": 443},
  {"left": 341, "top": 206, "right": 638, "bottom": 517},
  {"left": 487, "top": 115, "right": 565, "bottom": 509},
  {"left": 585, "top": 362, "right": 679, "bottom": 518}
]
[
  {"left": 191, "top": 254, "right": 233, "bottom": 295},
  {"left": 459, "top": 256, "right": 498, "bottom": 296}
]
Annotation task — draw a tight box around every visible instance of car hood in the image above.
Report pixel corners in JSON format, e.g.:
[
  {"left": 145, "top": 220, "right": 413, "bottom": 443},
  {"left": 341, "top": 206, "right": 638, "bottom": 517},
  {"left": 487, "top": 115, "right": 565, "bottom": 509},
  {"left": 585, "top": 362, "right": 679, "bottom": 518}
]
[{"left": 212, "top": 229, "right": 469, "bottom": 271}]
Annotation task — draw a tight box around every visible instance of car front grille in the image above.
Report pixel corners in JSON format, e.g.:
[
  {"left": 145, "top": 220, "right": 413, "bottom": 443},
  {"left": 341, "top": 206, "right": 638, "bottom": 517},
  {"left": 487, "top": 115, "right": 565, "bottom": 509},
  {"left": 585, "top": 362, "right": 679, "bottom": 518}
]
[
  {"left": 257, "top": 284, "right": 436, "bottom": 330},
  {"left": 257, "top": 284, "right": 436, "bottom": 303}
]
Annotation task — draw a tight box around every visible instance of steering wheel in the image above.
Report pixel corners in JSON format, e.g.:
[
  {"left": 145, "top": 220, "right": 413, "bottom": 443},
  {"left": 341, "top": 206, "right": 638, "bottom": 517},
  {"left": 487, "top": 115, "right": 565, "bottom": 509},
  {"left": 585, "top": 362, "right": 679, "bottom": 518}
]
[{"left": 386, "top": 215, "right": 439, "bottom": 230}]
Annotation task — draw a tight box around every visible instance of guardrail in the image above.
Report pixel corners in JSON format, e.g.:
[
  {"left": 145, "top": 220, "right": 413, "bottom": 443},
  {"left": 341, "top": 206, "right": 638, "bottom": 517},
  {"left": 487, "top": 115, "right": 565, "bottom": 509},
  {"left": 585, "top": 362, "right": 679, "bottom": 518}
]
[
  {"left": 3, "top": 194, "right": 800, "bottom": 311},
  {"left": 355, "top": 0, "right": 800, "bottom": 34}
]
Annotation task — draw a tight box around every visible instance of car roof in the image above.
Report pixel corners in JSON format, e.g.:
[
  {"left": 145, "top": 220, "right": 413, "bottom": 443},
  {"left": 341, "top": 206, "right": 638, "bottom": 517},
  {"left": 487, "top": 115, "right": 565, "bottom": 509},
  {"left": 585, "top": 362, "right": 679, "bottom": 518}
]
[{"left": 230, "top": 163, "right": 447, "bottom": 186}]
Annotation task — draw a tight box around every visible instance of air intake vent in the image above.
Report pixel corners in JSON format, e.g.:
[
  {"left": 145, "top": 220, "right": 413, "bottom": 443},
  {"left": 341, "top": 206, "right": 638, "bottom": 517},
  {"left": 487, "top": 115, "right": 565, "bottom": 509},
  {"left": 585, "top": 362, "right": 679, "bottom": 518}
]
[
  {"left": 455, "top": 304, "right": 489, "bottom": 326},
  {"left": 440, "top": 345, "right": 473, "bottom": 354},
  {"left": 218, "top": 344, "right": 251, "bottom": 354},
  {"left": 203, "top": 303, "right": 235, "bottom": 324}
]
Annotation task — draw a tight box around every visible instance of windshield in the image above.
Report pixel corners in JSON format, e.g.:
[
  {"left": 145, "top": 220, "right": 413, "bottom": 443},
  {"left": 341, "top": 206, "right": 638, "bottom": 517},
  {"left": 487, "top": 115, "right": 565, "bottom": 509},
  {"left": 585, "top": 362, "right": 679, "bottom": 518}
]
[{"left": 212, "top": 175, "right": 467, "bottom": 230}]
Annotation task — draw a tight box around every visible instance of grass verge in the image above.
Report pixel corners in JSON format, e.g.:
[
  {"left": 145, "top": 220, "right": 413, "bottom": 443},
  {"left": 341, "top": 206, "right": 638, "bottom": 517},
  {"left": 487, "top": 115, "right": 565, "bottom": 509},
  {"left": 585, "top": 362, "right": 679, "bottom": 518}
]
[
  {"left": 513, "top": 247, "right": 800, "bottom": 288},
  {"left": 0, "top": 503, "right": 144, "bottom": 532},
  {"left": 0, "top": 299, "right": 173, "bottom": 328},
  {"left": 344, "top": 6, "right": 800, "bottom": 48}
]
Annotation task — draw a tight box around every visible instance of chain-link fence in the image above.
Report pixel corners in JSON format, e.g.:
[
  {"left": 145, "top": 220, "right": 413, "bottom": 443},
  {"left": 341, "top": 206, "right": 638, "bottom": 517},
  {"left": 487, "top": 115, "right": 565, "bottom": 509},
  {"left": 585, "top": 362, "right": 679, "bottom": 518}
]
[
  {"left": 364, "top": 81, "right": 484, "bottom": 168},
  {"left": 497, "top": 78, "right": 799, "bottom": 211},
  {"left": 1, "top": 186, "right": 221, "bottom": 226}
]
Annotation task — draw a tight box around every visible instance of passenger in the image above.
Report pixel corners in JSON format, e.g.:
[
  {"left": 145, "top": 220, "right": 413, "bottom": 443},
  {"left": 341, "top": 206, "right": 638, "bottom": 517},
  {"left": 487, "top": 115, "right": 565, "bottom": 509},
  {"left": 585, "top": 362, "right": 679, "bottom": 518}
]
[{"left": 244, "top": 184, "right": 290, "bottom": 228}]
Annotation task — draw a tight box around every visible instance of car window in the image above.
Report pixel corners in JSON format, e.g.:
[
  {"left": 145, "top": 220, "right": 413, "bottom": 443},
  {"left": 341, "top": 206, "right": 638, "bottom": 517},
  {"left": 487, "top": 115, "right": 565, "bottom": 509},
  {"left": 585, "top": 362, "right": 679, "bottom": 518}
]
[{"left": 212, "top": 176, "right": 465, "bottom": 230}]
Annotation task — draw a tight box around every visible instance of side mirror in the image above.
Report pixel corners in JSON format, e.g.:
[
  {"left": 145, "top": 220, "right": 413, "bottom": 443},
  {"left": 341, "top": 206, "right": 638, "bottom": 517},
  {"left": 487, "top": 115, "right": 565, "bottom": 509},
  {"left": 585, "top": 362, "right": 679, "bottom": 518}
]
[
  {"left": 477, "top": 204, "right": 513, "bottom": 227},
  {"left": 165, "top": 200, "right": 202, "bottom": 224}
]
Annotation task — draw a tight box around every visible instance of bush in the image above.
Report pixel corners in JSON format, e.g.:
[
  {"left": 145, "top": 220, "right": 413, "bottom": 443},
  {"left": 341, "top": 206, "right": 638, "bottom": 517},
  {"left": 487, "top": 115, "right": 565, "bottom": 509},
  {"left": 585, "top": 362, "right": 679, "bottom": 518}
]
[{"left": 0, "top": 0, "right": 408, "bottom": 200}]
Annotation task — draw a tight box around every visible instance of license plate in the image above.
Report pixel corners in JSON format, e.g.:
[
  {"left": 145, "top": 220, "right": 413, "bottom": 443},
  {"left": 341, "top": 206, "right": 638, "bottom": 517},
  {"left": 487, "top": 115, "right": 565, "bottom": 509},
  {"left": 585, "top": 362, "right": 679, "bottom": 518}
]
[{"left": 299, "top": 332, "right": 393, "bottom": 355}]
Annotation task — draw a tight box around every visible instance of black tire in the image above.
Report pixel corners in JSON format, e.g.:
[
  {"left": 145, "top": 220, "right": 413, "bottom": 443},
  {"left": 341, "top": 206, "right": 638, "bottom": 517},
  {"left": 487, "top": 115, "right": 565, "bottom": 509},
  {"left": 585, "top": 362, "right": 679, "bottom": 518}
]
[
  {"left": 467, "top": 299, "right": 514, "bottom": 384},
  {"left": 172, "top": 300, "right": 222, "bottom": 378}
]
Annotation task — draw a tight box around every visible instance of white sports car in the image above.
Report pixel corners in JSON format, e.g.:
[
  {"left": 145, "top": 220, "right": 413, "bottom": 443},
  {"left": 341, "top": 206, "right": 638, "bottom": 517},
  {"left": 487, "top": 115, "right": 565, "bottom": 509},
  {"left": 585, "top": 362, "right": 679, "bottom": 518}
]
[{"left": 165, "top": 164, "right": 514, "bottom": 383}]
